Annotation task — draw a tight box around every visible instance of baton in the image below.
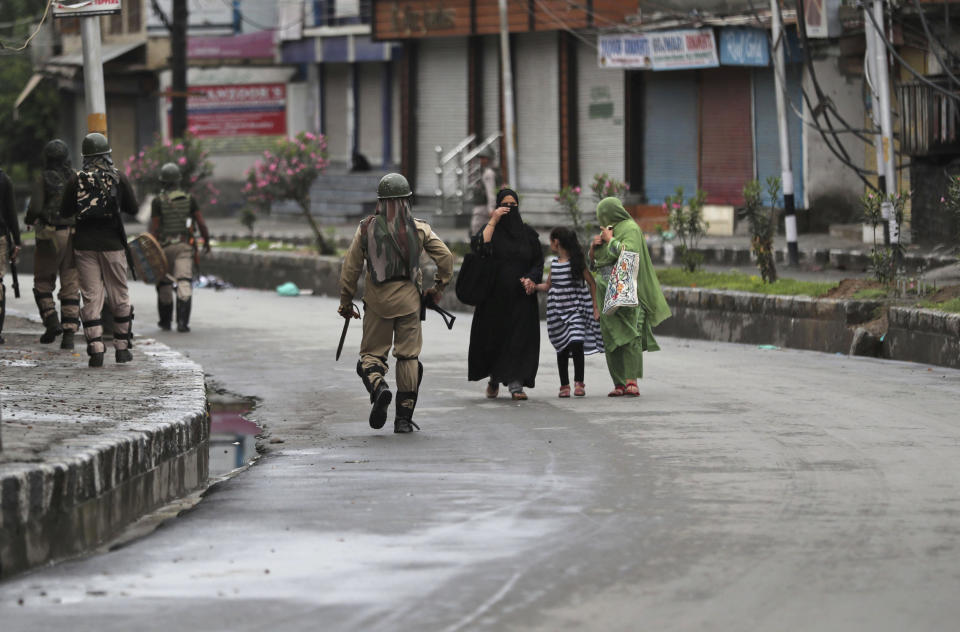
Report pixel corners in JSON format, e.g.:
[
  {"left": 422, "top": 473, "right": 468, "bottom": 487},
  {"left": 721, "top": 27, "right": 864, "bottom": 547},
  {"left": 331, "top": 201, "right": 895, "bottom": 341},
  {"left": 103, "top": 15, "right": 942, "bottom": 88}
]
[{"left": 335, "top": 303, "right": 361, "bottom": 361}]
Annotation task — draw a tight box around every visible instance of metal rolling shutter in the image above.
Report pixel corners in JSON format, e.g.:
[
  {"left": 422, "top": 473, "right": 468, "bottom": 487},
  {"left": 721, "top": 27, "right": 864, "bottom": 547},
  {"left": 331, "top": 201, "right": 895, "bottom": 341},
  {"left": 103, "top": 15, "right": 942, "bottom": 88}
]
[
  {"left": 358, "top": 63, "right": 384, "bottom": 166},
  {"left": 324, "top": 63, "right": 349, "bottom": 165},
  {"left": 700, "top": 67, "right": 754, "bottom": 205},
  {"left": 577, "top": 39, "right": 625, "bottom": 187},
  {"left": 753, "top": 65, "right": 804, "bottom": 206},
  {"left": 415, "top": 37, "right": 468, "bottom": 197},
  {"left": 482, "top": 35, "right": 500, "bottom": 139},
  {"left": 643, "top": 71, "right": 698, "bottom": 204},
  {"left": 515, "top": 32, "right": 560, "bottom": 193}
]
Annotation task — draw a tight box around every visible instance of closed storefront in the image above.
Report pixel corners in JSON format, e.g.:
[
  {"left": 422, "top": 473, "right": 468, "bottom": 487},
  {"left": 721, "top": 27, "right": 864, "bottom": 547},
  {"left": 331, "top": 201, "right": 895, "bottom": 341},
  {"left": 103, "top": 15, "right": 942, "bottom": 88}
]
[
  {"left": 700, "top": 67, "right": 754, "bottom": 205},
  {"left": 357, "top": 63, "right": 384, "bottom": 166},
  {"left": 323, "top": 63, "right": 350, "bottom": 165},
  {"left": 515, "top": 32, "right": 560, "bottom": 193},
  {"left": 753, "top": 65, "right": 804, "bottom": 206},
  {"left": 643, "top": 71, "right": 699, "bottom": 203},
  {"left": 578, "top": 39, "right": 625, "bottom": 186},
  {"left": 415, "top": 37, "right": 468, "bottom": 196}
]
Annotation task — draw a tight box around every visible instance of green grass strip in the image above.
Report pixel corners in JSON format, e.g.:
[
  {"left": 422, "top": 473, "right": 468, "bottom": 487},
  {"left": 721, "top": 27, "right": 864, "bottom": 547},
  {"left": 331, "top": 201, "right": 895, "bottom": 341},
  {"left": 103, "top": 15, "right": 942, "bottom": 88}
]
[{"left": 656, "top": 268, "right": 837, "bottom": 297}]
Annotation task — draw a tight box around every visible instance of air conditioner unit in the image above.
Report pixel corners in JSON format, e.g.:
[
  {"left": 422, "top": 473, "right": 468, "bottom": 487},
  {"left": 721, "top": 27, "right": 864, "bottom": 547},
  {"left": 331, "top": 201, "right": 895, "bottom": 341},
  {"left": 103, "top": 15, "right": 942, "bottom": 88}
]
[{"left": 804, "top": 0, "right": 842, "bottom": 38}]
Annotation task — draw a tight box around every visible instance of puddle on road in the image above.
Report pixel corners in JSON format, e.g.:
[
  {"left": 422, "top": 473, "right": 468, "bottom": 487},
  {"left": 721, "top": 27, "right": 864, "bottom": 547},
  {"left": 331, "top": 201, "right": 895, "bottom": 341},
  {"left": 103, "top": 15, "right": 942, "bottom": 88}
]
[{"left": 208, "top": 394, "right": 261, "bottom": 479}]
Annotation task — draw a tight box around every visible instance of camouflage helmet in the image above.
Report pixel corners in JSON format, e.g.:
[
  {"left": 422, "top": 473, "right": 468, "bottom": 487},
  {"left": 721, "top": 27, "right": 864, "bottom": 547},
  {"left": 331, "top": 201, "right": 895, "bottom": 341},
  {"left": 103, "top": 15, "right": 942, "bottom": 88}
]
[
  {"left": 377, "top": 173, "right": 412, "bottom": 199},
  {"left": 159, "top": 162, "right": 182, "bottom": 185},
  {"left": 43, "top": 139, "right": 70, "bottom": 166},
  {"left": 81, "top": 132, "right": 111, "bottom": 157}
]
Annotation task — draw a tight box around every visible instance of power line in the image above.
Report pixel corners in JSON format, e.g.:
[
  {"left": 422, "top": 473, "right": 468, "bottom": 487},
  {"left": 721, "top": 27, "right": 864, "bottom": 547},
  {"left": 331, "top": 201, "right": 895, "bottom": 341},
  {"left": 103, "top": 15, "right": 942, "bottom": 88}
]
[
  {"left": 531, "top": 0, "right": 598, "bottom": 50},
  {"left": 0, "top": 0, "right": 52, "bottom": 52},
  {"left": 909, "top": 0, "right": 960, "bottom": 89}
]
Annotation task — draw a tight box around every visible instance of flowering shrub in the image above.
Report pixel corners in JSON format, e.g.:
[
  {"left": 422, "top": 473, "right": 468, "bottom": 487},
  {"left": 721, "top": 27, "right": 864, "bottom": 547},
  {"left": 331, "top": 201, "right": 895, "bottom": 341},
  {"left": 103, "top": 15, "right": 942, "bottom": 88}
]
[
  {"left": 862, "top": 189, "right": 908, "bottom": 285},
  {"left": 591, "top": 173, "right": 628, "bottom": 202},
  {"left": 124, "top": 132, "right": 218, "bottom": 206},
  {"left": 741, "top": 177, "right": 779, "bottom": 283},
  {"left": 555, "top": 184, "right": 592, "bottom": 240},
  {"left": 664, "top": 186, "right": 709, "bottom": 272},
  {"left": 242, "top": 132, "right": 331, "bottom": 253}
]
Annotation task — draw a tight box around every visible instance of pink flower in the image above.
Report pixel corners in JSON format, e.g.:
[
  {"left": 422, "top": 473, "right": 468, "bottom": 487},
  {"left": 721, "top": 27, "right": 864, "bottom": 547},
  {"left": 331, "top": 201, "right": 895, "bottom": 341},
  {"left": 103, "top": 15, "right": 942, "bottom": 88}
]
[
  {"left": 178, "top": 157, "right": 187, "bottom": 165},
  {"left": 164, "top": 140, "right": 171, "bottom": 147},
  {"left": 941, "top": 197, "right": 946, "bottom": 203},
  {"left": 175, "top": 143, "right": 185, "bottom": 151},
  {"left": 305, "top": 132, "right": 315, "bottom": 141},
  {"left": 210, "top": 198, "right": 218, "bottom": 205},
  {"left": 574, "top": 186, "right": 581, "bottom": 194},
  {"left": 662, "top": 203, "right": 668, "bottom": 210}
]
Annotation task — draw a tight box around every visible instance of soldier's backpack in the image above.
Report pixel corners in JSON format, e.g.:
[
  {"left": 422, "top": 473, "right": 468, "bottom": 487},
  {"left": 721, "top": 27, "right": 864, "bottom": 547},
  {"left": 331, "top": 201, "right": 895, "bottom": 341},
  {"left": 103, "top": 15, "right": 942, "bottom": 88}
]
[{"left": 76, "top": 169, "right": 119, "bottom": 223}]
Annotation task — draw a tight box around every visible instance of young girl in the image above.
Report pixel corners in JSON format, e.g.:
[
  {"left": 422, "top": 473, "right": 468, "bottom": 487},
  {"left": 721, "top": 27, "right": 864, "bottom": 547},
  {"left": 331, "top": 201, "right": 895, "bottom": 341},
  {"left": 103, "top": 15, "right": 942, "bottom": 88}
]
[{"left": 532, "top": 227, "right": 604, "bottom": 397}]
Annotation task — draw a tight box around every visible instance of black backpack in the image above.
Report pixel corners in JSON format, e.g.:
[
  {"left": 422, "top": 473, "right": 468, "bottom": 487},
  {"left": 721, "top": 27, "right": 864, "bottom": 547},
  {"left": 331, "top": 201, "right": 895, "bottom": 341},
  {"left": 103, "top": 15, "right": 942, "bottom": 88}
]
[{"left": 76, "top": 169, "right": 119, "bottom": 223}]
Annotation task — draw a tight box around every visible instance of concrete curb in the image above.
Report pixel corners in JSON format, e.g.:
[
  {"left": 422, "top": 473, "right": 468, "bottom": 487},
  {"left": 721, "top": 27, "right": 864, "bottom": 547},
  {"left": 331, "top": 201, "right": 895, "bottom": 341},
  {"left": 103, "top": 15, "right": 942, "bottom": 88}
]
[
  {"left": 0, "top": 339, "right": 209, "bottom": 579},
  {"left": 199, "top": 248, "right": 959, "bottom": 370}
]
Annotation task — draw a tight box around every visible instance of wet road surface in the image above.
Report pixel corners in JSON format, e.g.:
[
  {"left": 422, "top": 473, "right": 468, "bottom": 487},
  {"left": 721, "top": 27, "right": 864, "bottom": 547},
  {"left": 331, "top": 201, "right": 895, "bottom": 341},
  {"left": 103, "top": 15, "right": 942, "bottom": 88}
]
[{"left": 3, "top": 280, "right": 960, "bottom": 631}]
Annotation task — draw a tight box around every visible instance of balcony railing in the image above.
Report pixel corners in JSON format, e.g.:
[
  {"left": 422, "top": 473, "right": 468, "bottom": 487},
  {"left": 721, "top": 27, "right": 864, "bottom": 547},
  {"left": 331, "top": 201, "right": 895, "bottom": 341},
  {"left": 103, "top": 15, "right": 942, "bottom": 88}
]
[{"left": 898, "top": 78, "right": 960, "bottom": 157}]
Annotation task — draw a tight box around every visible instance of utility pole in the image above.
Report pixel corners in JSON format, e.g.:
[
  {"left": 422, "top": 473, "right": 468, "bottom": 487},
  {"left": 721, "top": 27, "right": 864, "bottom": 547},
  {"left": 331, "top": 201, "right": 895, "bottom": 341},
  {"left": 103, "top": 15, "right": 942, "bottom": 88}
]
[
  {"left": 771, "top": 0, "right": 798, "bottom": 265},
  {"left": 498, "top": 0, "right": 517, "bottom": 188},
  {"left": 170, "top": 0, "right": 189, "bottom": 139},
  {"left": 80, "top": 17, "right": 107, "bottom": 134},
  {"left": 871, "top": 0, "right": 898, "bottom": 244}
]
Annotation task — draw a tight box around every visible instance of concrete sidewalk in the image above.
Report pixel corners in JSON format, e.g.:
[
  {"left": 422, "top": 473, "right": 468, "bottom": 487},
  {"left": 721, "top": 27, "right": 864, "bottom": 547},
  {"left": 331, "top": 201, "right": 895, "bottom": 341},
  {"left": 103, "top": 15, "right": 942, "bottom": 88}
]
[{"left": 0, "top": 316, "right": 208, "bottom": 578}]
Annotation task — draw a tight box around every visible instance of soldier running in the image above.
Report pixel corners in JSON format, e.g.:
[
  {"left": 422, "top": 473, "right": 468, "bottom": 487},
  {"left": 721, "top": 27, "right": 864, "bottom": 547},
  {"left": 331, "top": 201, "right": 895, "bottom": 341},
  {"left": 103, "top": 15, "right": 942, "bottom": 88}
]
[
  {"left": 0, "top": 165, "right": 22, "bottom": 345},
  {"left": 60, "top": 133, "right": 139, "bottom": 367},
  {"left": 150, "top": 162, "right": 210, "bottom": 332},
  {"left": 24, "top": 140, "right": 81, "bottom": 349},
  {"left": 338, "top": 173, "right": 454, "bottom": 433}
]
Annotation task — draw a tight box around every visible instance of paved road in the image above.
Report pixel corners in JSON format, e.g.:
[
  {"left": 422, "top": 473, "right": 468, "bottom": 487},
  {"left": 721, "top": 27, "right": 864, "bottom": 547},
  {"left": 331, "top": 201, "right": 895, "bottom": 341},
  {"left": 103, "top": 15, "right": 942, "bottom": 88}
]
[{"left": 3, "top": 278, "right": 960, "bottom": 631}]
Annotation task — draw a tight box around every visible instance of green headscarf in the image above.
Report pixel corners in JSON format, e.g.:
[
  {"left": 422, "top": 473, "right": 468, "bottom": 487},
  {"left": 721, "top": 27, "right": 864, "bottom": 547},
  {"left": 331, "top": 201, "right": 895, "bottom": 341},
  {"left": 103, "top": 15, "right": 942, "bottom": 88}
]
[{"left": 595, "top": 197, "right": 672, "bottom": 329}]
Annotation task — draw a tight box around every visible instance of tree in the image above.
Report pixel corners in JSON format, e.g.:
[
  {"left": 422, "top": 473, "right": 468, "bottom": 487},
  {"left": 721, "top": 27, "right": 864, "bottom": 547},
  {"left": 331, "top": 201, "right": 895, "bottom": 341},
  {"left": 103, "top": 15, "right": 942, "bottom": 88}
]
[{"left": 243, "top": 132, "right": 332, "bottom": 253}]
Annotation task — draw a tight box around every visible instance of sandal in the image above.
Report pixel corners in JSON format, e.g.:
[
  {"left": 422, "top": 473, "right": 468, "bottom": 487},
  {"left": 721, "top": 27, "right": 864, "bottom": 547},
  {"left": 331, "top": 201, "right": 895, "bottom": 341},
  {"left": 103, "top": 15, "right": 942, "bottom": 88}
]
[
  {"left": 558, "top": 385, "right": 571, "bottom": 398},
  {"left": 608, "top": 385, "right": 625, "bottom": 397},
  {"left": 574, "top": 382, "right": 585, "bottom": 397},
  {"left": 511, "top": 391, "right": 528, "bottom": 401},
  {"left": 624, "top": 382, "right": 640, "bottom": 397},
  {"left": 486, "top": 382, "right": 499, "bottom": 399}
]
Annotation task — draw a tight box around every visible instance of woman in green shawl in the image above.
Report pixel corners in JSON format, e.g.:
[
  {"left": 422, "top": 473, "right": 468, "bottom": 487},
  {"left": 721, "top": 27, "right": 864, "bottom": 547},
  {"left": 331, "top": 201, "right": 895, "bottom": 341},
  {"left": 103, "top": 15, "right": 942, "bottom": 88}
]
[{"left": 590, "top": 197, "right": 672, "bottom": 396}]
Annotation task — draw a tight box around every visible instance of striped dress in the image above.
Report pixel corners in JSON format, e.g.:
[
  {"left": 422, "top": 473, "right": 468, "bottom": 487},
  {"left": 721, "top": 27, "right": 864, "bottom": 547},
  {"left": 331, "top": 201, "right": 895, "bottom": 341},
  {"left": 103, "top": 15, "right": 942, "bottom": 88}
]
[{"left": 546, "top": 258, "right": 604, "bottom": 355}]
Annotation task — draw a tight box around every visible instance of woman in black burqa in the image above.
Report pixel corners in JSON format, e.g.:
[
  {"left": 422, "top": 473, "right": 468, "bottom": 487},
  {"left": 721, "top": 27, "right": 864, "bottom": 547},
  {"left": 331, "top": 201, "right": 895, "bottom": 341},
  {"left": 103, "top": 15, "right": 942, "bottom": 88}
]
[{"left": 468, "top": 188, "right": 544, "bottom": 400}]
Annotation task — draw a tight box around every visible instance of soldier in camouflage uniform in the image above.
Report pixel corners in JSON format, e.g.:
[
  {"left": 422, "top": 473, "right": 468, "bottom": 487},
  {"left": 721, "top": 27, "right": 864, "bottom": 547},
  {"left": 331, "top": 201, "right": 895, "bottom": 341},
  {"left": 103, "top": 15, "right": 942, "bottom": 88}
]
[
  {"left": 60, "top": 133, "right": 140, "bottom": 368},
  {"left": 150, "top": 162, "right": 210, "bottom": 332},
  {"left": 338, "top": 173, "right": 454, "bottom": 433},
  {"left": 0, "top": 166, "right": 21, "bottom": 345},
  {"left": 24, "top": 139, "right": 81, "bottom": 349}
]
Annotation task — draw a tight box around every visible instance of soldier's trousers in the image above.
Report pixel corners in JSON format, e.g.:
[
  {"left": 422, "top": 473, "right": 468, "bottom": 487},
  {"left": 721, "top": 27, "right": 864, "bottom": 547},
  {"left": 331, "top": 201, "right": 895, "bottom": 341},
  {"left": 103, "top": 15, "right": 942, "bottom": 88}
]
[
  {"left": 33, "top": 228, "right": 81, "bottom": 332},
  {"left": 76, "top": 249, "right": 133, "bottom": 353},
  {"left": 157, "top": 242, "right": 193, "bottom": 305},
  {"left": 359, "top": 309, "right": 422, "bottom": 393},
  {"left": 0, "top": 235, "right": 7, "bottom": 331}
]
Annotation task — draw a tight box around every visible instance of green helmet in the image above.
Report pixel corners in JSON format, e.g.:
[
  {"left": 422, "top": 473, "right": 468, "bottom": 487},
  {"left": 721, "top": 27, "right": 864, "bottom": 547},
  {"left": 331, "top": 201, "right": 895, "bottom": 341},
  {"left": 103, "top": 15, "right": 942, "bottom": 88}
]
[
  {"left": 81, "top": 132, "right": 111, "bottom": 157},
  {"left": 377, "top": 173, "right": 412, "bottom": 199},
  {"left": 43, "top": 139, "right": 70, "bottom": 165},
  {"left": 159, "top": 162, "right": 182, "bottom": 185}
]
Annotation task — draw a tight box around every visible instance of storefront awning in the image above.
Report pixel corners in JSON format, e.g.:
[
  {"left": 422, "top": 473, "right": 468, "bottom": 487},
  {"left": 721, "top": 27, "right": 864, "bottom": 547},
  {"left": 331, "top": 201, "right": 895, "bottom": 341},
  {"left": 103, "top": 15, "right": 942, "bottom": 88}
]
[{"left": 45, "top": 40, "right": 145, "bottom": 67}]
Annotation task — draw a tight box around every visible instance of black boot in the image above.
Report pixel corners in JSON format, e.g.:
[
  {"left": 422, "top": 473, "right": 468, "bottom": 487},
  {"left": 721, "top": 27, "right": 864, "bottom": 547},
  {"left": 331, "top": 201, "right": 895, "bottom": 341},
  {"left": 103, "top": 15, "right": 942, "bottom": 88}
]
[
  {"left": 115, "top": 348, "right": 132, "bottom": 363},
  {"left": 157, "top": 300, "right": 173, "bottom": 331},
  {"left": 60, "top": 330, "right": 75, "bottom": 350},
  {"left": 39, "top": 312, "right": 62, "bottom": 344},
  {"left": 394, "top": 391, "right": 420, "bottom": 433},
  {"left": 176, "top": 298, "right": 191, "bottom": 332},
  {"left": 88, "top": 352, "right": 104, "bottom": 368},
  {"left": 357, "top": 361, "right": 391, "bottom": 429}
]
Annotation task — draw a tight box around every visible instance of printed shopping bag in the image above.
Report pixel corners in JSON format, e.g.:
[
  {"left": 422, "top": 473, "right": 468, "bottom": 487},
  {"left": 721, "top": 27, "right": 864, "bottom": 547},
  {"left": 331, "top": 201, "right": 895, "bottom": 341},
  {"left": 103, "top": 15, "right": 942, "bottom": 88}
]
[{"left": 602, "top": 248, "right": 640, "bottom": 315}]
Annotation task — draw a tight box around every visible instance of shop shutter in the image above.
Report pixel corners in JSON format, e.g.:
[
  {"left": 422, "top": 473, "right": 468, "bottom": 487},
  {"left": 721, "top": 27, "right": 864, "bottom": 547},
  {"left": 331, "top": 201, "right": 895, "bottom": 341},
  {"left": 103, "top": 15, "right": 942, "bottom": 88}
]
[
  {"left": 643, "top": 71, "right": 698, "bottom": 204},
  {"left": 324, "top": 63, "right": 349, "bottom": 165},
  {"left": 415, "top": 37, "right": 469, "bottom": 197},
  {"left": 482, "top": 35, "right": 500, "bottom": 139},
  {"left": 577, "top": 39, "right": 625, "bottom": 187},
  {"left": 700, "top": 67, "right": 754, "bottom": 205},
  {"left": 753, "top": 65, "right": 804, "bottom": 206},
  {"left": 515, "top": 32, "right": 560, "bottom": 192},
  {"left": 358, "top": 63, "right": 384, "bottom": 166}
]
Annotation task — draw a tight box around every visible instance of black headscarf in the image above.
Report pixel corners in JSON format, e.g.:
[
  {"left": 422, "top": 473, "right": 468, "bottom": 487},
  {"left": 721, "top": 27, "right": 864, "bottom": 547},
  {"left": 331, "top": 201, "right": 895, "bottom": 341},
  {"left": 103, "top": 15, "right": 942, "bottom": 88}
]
[{"left": 494, "top": 188, "right": 524, "bottom": 240}]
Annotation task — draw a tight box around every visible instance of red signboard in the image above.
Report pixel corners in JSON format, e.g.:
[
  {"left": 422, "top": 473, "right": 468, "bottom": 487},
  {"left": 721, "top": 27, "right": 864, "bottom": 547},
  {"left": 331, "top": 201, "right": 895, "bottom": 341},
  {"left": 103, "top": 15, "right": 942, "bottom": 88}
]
[
  {"left": 188, "top": 30, "right": 275, "bottom": 60},
  {"left": 171, "top": 83, "right": 287, "bottom": 138}
]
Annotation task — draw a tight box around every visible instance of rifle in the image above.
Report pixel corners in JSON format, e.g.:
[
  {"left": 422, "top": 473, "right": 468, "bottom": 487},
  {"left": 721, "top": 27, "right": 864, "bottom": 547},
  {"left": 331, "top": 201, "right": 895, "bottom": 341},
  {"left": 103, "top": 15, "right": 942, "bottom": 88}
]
[
  {"left": 420, "top": 291, "right": 455, "bottom": 330},
  {"left": 5, "top": 233, "right": 19, "bottom": 298}
]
